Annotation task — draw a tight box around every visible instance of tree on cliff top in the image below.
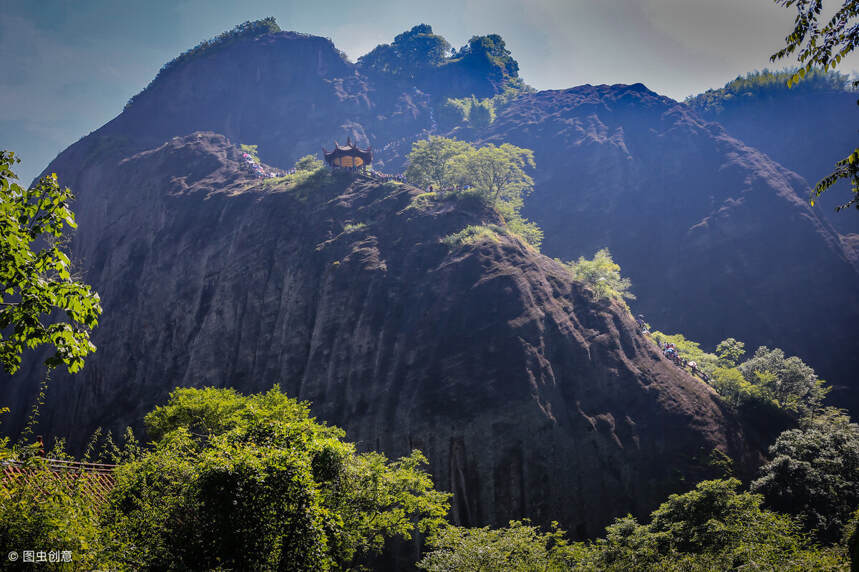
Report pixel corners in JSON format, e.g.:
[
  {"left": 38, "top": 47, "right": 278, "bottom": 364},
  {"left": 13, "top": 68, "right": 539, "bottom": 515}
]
[
  {"left": 359, "top": 24, "right": 451, "bottom": 78},
  {"left": 0, "top": 151, "right": 101, "bottom": 375},
  {"left": 772, "top": 0, "right": 859, "bottom": 211}
]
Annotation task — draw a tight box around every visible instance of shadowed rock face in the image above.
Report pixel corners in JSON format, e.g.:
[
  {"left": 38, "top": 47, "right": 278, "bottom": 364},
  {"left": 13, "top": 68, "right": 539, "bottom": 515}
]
[
  {"left": 85, "top": 29, "right": 859, "bottom": 410},
  {"left": 689, "top": 88, "right": 859, "bottom": 236},
  {"left": 475, "top": 85, "right": 859, "bottom": 411},
  {"left": 5, "top": 133, "right": 759, "bottom": 537}
]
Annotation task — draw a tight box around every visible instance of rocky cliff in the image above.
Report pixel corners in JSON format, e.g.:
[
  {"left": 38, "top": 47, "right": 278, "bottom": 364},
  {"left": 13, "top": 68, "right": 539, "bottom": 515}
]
[
  {"left": 688, "top": 81, "right": 859, "bottom": 236},
  {"left": 85, "top": 24, "right": 859, "bottom": 410},
  {"left": 474, "top": 84, "right": 859, "bottom": 410},
  {"left": 5, "top": 132, "right": 761, "bottom": 537}
]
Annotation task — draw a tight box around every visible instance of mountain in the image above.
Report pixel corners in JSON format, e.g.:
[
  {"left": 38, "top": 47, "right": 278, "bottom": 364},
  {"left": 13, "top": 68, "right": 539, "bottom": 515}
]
[
  {"left": 473, "top": 84, "right": 859, "bottom": 411},
  {"left": 5, "top": 132, "right": 763, "bottom": 537},
  {"left": 687, "top": 71, "right": 859, "bottom": 237},
  {"left": 3, "top": 20, "right": 857, "bottom": 536}
]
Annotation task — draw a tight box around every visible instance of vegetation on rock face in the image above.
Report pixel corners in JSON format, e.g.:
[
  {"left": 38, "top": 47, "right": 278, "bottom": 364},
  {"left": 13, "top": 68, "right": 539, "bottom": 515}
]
[
  {"left": 358, "top": 25, "right": 520, "bottom": 96},
  {"left": 405, "top": 136, "right": 542, "bottom": 247},
  {"left": 0, "top": 151, "right": 101, "bottom": 375},
  {"left": 441, "top": 224, "right": 504, "bottom": 248},
  {"left": 439, "top": 79, "right": 533, "bottom": 130},
  {"left": 359, "top": 24, "right": 451, "bottom": 78},
  {"left": 560, "top": 248, "right": 635, "bottom": 304},
  {"left": 126, "top": 18, "right": 282, "bottom": 109},
  {"left": 651, "top": 327, "right": 827, "bottom": 419}
]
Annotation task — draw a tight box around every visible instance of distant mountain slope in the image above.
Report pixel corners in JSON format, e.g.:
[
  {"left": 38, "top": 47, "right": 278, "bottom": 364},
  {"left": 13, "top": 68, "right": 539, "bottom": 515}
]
[
  {"left": 687, "top": 70, "right": 859, "bottom": 236},
  {"left": 477, "top": 84, "right": 859, "bottom": 409},
  {"left": 3, "top": 133, "right": 761, "bottom": 538}
]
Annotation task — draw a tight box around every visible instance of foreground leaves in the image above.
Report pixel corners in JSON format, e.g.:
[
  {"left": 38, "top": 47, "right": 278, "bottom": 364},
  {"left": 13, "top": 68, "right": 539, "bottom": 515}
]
[{"left": 0, "top": 150, "right": 101, "bottom": 374}]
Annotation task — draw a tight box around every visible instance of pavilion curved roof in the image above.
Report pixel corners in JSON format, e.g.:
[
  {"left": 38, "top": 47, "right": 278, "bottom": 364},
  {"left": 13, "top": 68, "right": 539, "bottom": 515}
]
[{"left": 323, "top": 137, "right": 373, "bottom": 163}]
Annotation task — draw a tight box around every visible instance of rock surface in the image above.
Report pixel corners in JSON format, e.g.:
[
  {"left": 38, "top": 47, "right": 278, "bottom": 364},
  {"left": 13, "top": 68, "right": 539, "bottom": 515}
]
[
  {"left": 476, "top": 85, "right": 859, "bottom": 410},
  {"left": 5, "top": 133, "right": 760, "bottom": 537}
]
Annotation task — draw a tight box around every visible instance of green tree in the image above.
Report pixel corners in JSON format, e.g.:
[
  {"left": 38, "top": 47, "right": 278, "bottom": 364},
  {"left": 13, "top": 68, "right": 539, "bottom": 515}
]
[
  {"left": 584, "top": 479, "right": 843, "bottom": 570},
  {"left": 294, "top": 154, "right": 324, "bottom": 172},
  {"left": 449, "top": 143, "right": 535, "bottom": 204},
  {"left": 102, "top": 386, "right": 450, "bottom": 570},
  {"left": 651, "top": 331, "right": 719, "bottom": 372},
  {"left": 404, "top": 136, "right": 472, "bottom": 189},
  {"left": 467, "top": 97, "right": 496, "bottom": 128},
  {"left": 752, "top": 408, "right": 859, "bottom": 543},
  {"left": 405, "top": 138, "right": 542, "bottom": 247},
  {"left": 417, "top": 520, "right": 576, "bottom": 572},
  {"left": 565, "top": 248, "right": 635, "bottom": 303},
  {"left": 358, "top": 24, "right": 451, "bottom": 78},
  {"left": 0, "top": 151, "right": 101, "bottom": 375},
  {"left": 738, "top": 346, "right": 828, "bottom": 415},
  {"left": 716, "top": 337, "right": 746, "bottom": 367},
  {"left": 772, "top": 0, "right": 859, "bottom": 211}
]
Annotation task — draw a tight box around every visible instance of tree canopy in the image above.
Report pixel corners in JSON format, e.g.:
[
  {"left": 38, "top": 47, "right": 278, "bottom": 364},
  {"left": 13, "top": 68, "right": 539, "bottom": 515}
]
[
  {"left": 752, "top": 408, "right": 859, "bottom": 543},
  {"left": 101, "top": 386, "right": 450, "bottom": 570},
  {"left": 405, "top": 137, "right": 542, "bottom": 247},
  {"left": 358, "top": 24, "right": 451, "bottom": 78},
  {"left": 562, "top": 248, "right": 635, "bottom": 303},
  {"left": 772, "top": 0, "right": 859, "bottom": 211},
  {"left": 0, "top": 151, "right": 101, "bottom": 375}
]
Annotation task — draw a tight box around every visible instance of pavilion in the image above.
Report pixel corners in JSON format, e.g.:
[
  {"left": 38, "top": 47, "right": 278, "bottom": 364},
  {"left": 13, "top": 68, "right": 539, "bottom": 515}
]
[{"left": 322, "top": 137, "right": 373, "bottom": 171}]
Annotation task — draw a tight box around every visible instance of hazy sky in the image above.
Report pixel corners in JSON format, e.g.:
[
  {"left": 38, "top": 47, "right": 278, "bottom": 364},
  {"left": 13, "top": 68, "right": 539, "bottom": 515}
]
[{"left": 2, "top": 0, "right": 856, "bottom": 183}]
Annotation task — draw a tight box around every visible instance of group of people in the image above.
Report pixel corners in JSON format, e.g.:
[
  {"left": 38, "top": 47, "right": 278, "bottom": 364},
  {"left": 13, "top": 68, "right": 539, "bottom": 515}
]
[
  {"left": 637, "top": 314, "right": 711, "bottom": 383},
  {"left": 369, "top": 171, "right": 407, "bottom": 182},
  {"left": 241, "top": 152, "right": 281, "bottom": 179}
]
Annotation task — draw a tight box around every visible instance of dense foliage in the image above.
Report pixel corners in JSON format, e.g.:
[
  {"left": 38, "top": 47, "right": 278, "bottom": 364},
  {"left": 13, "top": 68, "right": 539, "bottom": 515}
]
[
  {"left": 686, "top": 68, "right": 852, "bottom": 114},
  {"left": 359, "top": 24, "right": 451, "bottom": 78},
  {"left": 648, "top": 326, "right": 826, "bottom": 419},
  {"left": 417, "top": 519, "right": 576, "bottom": 571},
  {"left": 126, "top": 18, "right": 282, "bottom": 109},
  {"left": 752, "top": 409, "right": 859, "bottom": 543},
  {"left": 771, "top": 0, "right": 859, "bottom": 211},
  {"left": 420, "top": 480, "right": 846, "bottom": 570},
  {"left": 561, "top": 248, "right": 635, "bottom": 304},
  {"left": 405, "top": 137, "right": 542, "bottom": 247},
  {"left": 0, "top": 151, "right": 101, "bottom": 375},
  {"left": 100, "top": 387, "right": 450, "bottom": 570}
]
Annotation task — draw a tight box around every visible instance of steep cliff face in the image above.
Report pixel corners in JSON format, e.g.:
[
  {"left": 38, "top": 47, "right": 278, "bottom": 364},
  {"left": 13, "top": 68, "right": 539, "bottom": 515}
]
[
  {"left": 688, "top": 87, "right": 859, "bottom": 236},
  {"left": 91, "top": 26, "right": 859, "bottom": 410},
  {"left": 475, "top": 85, "right": 859, "bottom": 410},
  {"left": 6, "top": 133, "right": 759, "bottom": 537}
]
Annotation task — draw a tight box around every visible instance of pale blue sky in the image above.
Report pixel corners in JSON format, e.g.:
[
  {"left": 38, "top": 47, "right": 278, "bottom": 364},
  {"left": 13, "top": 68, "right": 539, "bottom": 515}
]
[{"left": 1, "top": 0, "right": 855, "bottom": 184}]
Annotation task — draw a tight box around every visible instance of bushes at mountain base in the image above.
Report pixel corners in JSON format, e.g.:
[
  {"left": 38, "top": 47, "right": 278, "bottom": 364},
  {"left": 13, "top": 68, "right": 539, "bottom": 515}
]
[
  {"left": 419, "top": 479, "right": 846, "bottom": 571},
  {"left": 404, "top": 136, "right": 542, "bottom": 247},
  {"left": 0, "top": 387, "right": 449, "bottom": 569},
  {"left": 416, "top": 519, "right": 577, "bottom": 571},
  {"left": 101, "top": 386, "right": 450, "bottom": 570},
  {"left": 751, "top": 409, "right": 859, "bottom": 544},
  {"left": 0, "top": 453, "right": 108, "bottom": 570}
]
